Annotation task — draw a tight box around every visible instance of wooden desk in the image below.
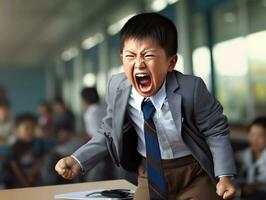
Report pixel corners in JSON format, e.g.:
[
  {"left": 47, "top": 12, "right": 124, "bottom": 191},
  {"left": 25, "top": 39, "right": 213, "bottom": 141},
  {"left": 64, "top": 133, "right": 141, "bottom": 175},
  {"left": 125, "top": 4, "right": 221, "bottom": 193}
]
[{"left": 0, "top": 179, "right": 136, "bottom": 200}]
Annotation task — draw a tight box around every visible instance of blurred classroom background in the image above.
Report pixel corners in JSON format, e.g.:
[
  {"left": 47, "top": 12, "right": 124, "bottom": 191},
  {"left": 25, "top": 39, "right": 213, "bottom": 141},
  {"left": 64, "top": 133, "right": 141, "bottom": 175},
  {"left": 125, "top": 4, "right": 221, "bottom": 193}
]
[{"left": 0, "top": 0, "right": 266, "bottom": 197}]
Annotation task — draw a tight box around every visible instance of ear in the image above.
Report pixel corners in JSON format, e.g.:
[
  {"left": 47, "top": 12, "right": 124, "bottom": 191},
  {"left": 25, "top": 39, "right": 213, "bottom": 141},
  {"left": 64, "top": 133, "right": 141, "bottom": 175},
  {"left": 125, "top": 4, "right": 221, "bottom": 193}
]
[
  {"left": 168, "top": 54, "right": 178, "bottom": 72},
  {"left": 120, "top": 53, "right": 123, "bottom": 62}
]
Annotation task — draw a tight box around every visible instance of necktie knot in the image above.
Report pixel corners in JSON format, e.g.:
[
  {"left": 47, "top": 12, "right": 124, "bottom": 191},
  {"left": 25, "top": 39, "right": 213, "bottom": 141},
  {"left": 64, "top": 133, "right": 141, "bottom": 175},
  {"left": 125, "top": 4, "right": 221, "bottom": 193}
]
[{"left": 141, "top": 99, "right": 156, "bottom": 121}]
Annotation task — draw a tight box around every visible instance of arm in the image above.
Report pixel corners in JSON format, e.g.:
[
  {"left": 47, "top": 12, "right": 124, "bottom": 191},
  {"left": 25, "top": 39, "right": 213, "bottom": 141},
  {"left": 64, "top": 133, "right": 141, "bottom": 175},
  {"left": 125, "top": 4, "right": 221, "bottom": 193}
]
[
  {"left": 10, "top": 160, "right": 30, "bottom": 187},
  {"left": 193, "top": 77, "right": 236, "bottom": 176},
  {"left": 71, "top": 77, "right": 115, "bottom": 171},
  {"left": 55, "top": 76, "right": 115, "bottom": 178},
  {"left": 193, "top": 78, "right": 236, "bottom": 199},
  {"left": 28, "top": 159, "right": 43, "bottom": 183}
]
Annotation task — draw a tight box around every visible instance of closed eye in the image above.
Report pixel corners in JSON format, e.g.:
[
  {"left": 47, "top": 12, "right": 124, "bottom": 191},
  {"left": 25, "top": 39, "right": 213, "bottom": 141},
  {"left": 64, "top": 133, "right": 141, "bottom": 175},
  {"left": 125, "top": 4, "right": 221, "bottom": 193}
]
[
  {"left": 125, "top": 54, "right": 135, "bottom": 58},
  {"left": 144, "top": 54, "right": 155, "bottom": 58}
]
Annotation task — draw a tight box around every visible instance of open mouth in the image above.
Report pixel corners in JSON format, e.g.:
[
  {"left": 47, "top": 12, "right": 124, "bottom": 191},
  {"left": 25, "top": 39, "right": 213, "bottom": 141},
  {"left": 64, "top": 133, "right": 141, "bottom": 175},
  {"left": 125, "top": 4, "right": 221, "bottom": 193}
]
[{"left": 135, "top": 73, "right": 152, "bottom": 94}]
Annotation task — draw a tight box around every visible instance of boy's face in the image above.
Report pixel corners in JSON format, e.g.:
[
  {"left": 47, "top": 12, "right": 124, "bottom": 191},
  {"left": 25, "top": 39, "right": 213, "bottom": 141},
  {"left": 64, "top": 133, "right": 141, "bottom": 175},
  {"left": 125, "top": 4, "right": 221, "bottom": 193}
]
[
  {"left": 38, "top": 105, "right": 47, "bottom": 116},
  {"left": 248, "top": 124, "right": 266, "bottom": 152},
  {"left": 16, "top": 120, "right": 36, "bottom": 142},
  {"left": 52, "top": 102, "right": 64, "bottom": 113},
  {"left": 121, "top": 37, "right": 177, "bottom": 97},
  {"left": 58, "top": 129, "right": 72, "bottom": 144},
  {"left": 82, "top": 100, "right": 89, "bottom": 111},
  {"left": 0, "top": 106, "right": 10, "bottom": 122}
]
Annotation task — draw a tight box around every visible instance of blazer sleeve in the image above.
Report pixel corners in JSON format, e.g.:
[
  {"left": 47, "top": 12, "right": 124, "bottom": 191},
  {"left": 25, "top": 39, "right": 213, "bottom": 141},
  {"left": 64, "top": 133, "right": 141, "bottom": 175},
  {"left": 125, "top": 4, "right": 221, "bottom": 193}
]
[
  {"left": 193, "top": 77, "right": 237, "bottom": 177},
  {"left": 72, "top": 77, "right": 115, "bottom": 172}
]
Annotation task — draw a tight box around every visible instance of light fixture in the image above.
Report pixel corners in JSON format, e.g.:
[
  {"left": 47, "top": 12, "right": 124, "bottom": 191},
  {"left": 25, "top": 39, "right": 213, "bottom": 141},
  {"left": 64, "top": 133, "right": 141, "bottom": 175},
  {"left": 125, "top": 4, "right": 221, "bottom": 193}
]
[
  {"left": 82, "top": 33, "right": 104, "bottom": 50},
  {"left": 61, "top": 47, "right": 79, "bottom": 61},
  {"left": 167, "top": 0, "right": 179, "bottom": 5},
  {"left": 83, "top": 73, "right": 96, "bottom": 87},
  {"left": 107, "top": 14, "right": 136, "bottom": 35},
  {"left": 151, "top": 0, "right": 168, "bottom": 12}
]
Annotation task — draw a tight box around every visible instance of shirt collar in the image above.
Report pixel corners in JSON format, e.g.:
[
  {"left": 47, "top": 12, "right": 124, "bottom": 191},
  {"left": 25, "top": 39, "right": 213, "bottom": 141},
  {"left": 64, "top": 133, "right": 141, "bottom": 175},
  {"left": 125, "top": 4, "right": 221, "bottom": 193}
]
[{"left": 131, "top": 80, "right": 166, "bottom": 113}]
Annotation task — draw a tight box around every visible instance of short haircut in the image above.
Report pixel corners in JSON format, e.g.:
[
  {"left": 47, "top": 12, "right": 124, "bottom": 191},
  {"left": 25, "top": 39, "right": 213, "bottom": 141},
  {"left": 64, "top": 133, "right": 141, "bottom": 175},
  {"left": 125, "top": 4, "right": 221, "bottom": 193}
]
[
  {"left": 38, "top": 100, "right": 52, "bottom": 111},
  {"left": 81, "top": 87, "right": 99, "bottom": 104},
  {"left": 15, "top": 113, "right": 37, "bottom": 127},
  {"left": 248, "top": 116, "right": 266, "bottom": 132},
  {"left": 0, "top": 98, "right": 10, "bottom": 108},
  {"left": 52, "top": 97, "right": 65, "bottom": 106},
  {"left": 120, "top": 12, "right": 178, "bottom": 57}
]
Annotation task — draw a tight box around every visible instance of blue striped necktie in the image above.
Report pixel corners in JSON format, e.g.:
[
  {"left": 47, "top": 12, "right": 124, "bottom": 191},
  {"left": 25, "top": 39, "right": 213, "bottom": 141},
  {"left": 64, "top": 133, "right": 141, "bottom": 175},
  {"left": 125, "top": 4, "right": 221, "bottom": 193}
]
[{"left": 142, "top": 99, "right": 168, "bottom": 200}]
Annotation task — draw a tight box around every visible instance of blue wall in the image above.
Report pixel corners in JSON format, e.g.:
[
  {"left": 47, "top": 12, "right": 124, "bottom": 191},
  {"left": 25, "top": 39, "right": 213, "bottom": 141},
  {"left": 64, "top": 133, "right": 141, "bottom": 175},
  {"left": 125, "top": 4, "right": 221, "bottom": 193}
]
[{"left": 0, "top": 67, "right": 47, "bottom": 115}]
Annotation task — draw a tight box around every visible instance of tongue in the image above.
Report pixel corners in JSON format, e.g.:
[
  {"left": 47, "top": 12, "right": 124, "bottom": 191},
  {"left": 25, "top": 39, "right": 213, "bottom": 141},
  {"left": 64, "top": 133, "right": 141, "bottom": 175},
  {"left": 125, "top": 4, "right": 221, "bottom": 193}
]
[
  {"left": 139, "top": 77, "right": 151, "bottom": 92},
  {"left": 139, "top": 78, "right": 150, "bottom": 86},
  {"left": 140, "top": 78, "right": 151, "bottom": 85}
]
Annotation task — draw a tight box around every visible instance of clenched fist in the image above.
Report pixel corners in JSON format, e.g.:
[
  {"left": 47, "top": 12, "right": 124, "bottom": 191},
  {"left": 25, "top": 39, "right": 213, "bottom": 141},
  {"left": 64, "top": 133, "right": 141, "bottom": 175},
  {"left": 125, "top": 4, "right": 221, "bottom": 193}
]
[
  {"left": 216, "top": 176, "right": 237, "bottom": 199},
  {"left": 55, "top": 156, "right": 81, "bottom": 180}
]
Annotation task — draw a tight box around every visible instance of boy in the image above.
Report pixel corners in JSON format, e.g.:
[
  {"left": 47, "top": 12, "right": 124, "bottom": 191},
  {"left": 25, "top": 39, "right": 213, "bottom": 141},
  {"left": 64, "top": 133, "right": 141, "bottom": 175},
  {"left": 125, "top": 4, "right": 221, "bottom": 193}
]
[
  {"left": 236, "top": 117, "right": 266, "bottom": 199},
  {"left": 52, "top": 97, "right": 75, "bottom": 135},
  {"left": 55, "top": 13, "right": 236, "bottom": 200},
  {"left": 0, "top": 99, "right": 15, "bottom": 145},
  {"left": 3, "top": 113, "right": 45, "bottom": 188},
  {"left": 81, "top": 87, "right": 106, "bottom": 138},
  {"left": 37, "top": 101, "right": 54, "bottom": 136}
]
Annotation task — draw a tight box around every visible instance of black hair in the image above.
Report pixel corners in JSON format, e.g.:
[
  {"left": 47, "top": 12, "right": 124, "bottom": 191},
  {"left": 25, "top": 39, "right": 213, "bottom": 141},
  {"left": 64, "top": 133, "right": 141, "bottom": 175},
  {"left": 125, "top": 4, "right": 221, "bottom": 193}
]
[
  {"left": 15, "top": 113, "right": 37, "bottom": 127},
  {"left": 81, "top": 87, "right": 99, "bottom": 104},
  {"left": 52, "top": 97, "right": 65, "bottom": 106},
  {"left": 38, "top": 100, "right": 52, "bottom": 111},
  {"left": 0, "top": 98, "right": 10, "bottom": 108},
  {"left": 120, "top": 12, "right": 178, "bottom": 57},
  {"left": 248, "top": 116, "right": 266, "bottom": 132}
]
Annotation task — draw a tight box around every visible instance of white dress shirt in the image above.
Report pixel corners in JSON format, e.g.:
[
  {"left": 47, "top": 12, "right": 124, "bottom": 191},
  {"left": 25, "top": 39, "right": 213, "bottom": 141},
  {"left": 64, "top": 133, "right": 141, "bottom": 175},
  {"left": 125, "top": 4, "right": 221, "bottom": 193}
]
[
  {"left": 127, "top": 81, "right": 191, "bottom": 160},
  {"left": 83, "top": 103, "right": 106, "bottom": 137},
  {"left": 236, "top": 148, "right": 266, "bottom": 191}
]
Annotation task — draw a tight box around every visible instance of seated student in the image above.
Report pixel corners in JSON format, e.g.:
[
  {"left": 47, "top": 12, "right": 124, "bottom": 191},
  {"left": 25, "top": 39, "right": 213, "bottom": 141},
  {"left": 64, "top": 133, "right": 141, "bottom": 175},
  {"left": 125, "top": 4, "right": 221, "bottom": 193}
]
[
  {"left": 41, "top": 127, "right": 85, "bottom": 185},
  {"left": 51, "top": 97, "right": 75, "bottom": 135},
  {"left": 0, "top": 99, "right": 15, "bottom": 188},
  {"left": 81, "top": 87, "right": 106, "bottom": 138},
  {"left": 55, "top": 127, "right": 86, "bottom": 158},
  {"left": 3, "top": 113, "right": 45, "bottom": 188},
  {"left": 236, "top": 117, "right": 266, "bottom": 200},
  {"left": 37, "top": 101, "right": 54, "bottom": 137},
  {"left": 0, "top": 135, "right": 8, "bottom": 189},
  {"left": 0, "top": 99, "right": 15, "bottom": 145}
]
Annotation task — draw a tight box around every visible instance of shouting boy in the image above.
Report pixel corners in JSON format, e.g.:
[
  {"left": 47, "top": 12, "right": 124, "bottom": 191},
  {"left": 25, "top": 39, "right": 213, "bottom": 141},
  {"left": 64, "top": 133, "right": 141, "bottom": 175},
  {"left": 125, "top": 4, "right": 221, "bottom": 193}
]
[{"left": 55, "top": 13, "right": 236, "bottom": 200}]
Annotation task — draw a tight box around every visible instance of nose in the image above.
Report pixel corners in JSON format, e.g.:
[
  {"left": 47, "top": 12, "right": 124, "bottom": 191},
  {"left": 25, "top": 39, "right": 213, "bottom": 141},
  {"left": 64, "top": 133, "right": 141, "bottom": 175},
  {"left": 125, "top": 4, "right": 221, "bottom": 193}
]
[{"left": 134, "top": 56, "right": 145, "bottom": 69}]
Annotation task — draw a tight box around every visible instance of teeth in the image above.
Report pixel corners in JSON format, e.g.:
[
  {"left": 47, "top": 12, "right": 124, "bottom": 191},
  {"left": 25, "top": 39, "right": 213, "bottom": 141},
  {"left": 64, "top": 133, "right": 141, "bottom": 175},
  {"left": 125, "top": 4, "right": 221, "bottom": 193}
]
[{"left": 136, "top": 74, "right": 149, "bottom": 77}]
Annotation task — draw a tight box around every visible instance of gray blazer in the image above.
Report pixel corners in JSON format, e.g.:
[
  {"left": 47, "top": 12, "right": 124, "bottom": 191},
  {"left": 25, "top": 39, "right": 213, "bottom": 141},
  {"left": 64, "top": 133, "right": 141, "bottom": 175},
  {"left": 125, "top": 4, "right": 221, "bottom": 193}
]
[{"left": 73, "top": 70, "right": 236, "bottom": 183}]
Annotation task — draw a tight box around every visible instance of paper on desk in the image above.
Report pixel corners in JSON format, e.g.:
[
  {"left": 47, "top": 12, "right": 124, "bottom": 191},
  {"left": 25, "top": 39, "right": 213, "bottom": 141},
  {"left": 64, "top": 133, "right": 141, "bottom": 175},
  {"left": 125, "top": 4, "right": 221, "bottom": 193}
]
[{"left": 54, "top": 189, "right": 135, "bottom": 200}]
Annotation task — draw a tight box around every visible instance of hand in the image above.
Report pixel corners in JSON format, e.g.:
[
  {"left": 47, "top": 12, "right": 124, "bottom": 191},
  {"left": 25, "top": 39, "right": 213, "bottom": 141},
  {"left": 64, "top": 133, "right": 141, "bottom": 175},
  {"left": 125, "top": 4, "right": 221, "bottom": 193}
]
[
  {"left": 216, "top": 176, "right": 236, "bottom": 199},
  {"left": 55, "top": 156, "right": 81, "bottom": 180}
]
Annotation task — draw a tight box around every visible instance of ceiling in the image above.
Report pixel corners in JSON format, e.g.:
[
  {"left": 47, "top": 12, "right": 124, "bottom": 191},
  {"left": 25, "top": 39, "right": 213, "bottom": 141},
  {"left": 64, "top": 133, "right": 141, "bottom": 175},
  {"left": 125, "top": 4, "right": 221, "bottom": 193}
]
[{"left": 0, "top": 0, "right": 131, "bottom": 67}]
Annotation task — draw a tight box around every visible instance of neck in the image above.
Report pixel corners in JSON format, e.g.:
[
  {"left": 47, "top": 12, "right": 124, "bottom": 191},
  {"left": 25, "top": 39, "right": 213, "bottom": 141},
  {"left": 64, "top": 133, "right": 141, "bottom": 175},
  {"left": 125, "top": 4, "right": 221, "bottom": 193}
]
[
  {"left": 85, "top": 103, "right": 94, "bottom": 110},
  {"left": 253, "top": 149, "right": 263, "bottom": 160}
]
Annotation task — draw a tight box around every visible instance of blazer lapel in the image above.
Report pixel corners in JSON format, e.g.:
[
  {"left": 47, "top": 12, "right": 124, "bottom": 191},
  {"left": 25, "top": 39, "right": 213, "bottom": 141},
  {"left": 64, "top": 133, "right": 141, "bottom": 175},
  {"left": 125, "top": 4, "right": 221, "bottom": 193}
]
[
  {"left": 113, "top": 78, "right": 131, "bottom": 160},
  {"left": 166, "top": 71, "right": 182, "bottom": 135}
]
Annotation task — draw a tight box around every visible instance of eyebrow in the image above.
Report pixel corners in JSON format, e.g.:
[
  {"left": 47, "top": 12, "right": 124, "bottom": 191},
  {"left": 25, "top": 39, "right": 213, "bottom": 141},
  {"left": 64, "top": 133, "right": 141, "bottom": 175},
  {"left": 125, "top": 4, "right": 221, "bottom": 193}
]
[
  {"left": 123, "top": 50, "right": 135, "bottom": 54},
  {"left": 143, "top": 49, "right": 157, "bottom": 53},
  {"left": 123, "top": 49, "right": 157, "bottom": 54}
]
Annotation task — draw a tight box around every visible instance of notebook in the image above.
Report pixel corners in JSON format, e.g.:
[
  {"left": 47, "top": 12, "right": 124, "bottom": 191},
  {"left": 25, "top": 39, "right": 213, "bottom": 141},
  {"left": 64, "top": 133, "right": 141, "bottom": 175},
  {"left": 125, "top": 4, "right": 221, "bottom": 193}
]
[{"left": 54, "top": 189, "right": 135, "bottom": 200}]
